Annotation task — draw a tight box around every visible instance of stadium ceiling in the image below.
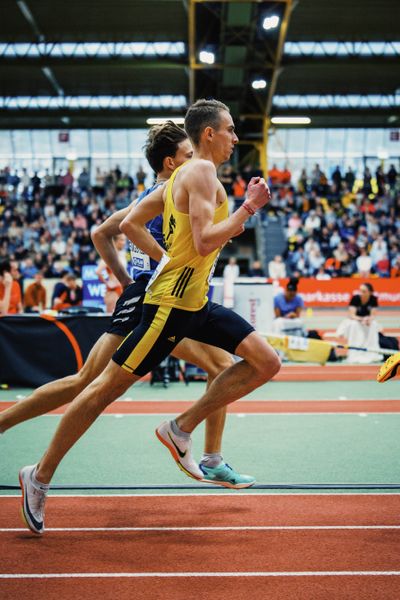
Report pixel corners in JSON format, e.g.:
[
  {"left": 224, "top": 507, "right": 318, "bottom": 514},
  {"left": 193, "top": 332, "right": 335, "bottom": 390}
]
[{"left": 0, "top": 0, "right": 399, "bottom": 147}]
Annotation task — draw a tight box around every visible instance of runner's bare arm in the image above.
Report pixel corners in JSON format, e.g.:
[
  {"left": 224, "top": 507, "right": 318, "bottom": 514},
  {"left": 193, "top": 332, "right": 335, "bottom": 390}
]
[
  {"left": 91, "top": 205, "right": 136, "bottom": 288},
  {"left": 189, "top": 162, "right": 270, "bottom": 256},
  {"left": 120, "top": 185, "right": 165, "bottom": 262}
]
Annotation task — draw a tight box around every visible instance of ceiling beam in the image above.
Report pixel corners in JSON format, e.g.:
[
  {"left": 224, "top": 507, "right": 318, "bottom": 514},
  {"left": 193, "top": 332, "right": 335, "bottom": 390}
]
[
  {"left": 0, "top": 57, "right": 186, "bottom": 69},
  {"left": 188, "top": 0, "right": 196, "bottom": 103}
]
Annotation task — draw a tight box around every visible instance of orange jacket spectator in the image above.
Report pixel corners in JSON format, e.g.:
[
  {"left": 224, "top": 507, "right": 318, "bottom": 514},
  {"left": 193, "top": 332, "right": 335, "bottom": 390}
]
[
  {"left": 268, "top": 164, "right": 281, "bottom": 186},
  {"left": 280, "top": 167, "right": 291, "bottom": 185},
  {"left": 232, "top": 175, "right": 246, "bottom": 198},
  {"left": 0, "top": 279, "right": 22, "bottom": 314},
  {"left": 24, "top": 273, "right": 47, "bottom": 312}
]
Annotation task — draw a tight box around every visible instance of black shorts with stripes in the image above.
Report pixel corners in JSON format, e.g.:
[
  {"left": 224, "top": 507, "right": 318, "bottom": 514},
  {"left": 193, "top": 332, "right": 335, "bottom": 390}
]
[
  {"left": 106, "top": 276, "right": 150, "bottom": 338},
  {"left": 112, "top": 300, "right": 254, "bottom": 377}
]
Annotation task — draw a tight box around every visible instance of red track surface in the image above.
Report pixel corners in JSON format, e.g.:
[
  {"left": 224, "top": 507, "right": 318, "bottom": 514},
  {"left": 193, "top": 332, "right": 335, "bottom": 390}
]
[
  {"left": 273, "top": 365, "right": 380, "bottom": 381},
  {"left": 1, "top": 399, "right": 399, "bottom": 415},
  {"left": 1, "top": 495, "right": 399, "bottom": 599}
]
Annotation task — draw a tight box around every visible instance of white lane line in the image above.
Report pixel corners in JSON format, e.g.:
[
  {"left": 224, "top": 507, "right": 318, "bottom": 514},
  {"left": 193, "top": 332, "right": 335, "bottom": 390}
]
[
  {"left": 1, "top": 571, "right": 400, "bottom": 579},
  {"left": 1, "top": 525, "right": 400, "bottom": 533},
  {"left": 1, "top": 492, "right": 400, "bottom": 498},
  {"left": 37, "top": 412, "right": 400, "bottom": 416}
]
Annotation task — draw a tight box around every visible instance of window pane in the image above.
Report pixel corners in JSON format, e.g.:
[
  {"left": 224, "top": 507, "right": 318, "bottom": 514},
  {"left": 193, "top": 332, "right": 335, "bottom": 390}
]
[
  {"left": 0, "top": 131, "right": 12, "bottom": 161},
  {"left": 70, "top": 130, "right": 90, "bottom": 156}
]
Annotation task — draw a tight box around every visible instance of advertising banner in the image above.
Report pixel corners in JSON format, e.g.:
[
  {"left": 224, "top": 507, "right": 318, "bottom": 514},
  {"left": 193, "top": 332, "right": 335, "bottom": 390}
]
[
  {"left": 282, "top": 278, "right": 400, "bottom": 307},
  {"left": 82, "top": 265, "right": 106, "bottom": 308}
]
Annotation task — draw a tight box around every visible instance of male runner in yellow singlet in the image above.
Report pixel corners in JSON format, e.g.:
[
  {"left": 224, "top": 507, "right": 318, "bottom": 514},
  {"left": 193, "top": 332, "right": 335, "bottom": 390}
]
[
  {"left": 19, "top": 100, "right": 280, "bottom": 534},
  {"left": 6, "top": 122, "right": 254, "bottom": 504}
]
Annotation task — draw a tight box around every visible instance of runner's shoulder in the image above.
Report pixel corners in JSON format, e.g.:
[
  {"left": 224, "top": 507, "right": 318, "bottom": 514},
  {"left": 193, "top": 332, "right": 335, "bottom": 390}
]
[{"left": 184, "top": 158, "right": 216, "bottom": 178}]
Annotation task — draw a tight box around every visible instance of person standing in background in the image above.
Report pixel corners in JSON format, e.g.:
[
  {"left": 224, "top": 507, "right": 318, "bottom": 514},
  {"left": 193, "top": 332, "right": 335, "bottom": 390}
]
[{"left": 222, "top": 257, "right": 240, "bottom": 308}]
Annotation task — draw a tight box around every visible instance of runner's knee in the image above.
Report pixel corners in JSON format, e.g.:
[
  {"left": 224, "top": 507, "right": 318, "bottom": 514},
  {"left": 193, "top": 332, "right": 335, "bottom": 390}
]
[{"left": 206, "top": 354, "right": 235, "bottom": 379}]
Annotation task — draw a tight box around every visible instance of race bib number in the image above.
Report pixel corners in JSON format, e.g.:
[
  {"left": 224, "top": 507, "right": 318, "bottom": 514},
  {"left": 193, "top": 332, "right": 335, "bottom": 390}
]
[
  {"left": 130, "top": 243, "right": 151, "bottom": 272},
  {"left": 145, "top": 253, "right": 171, "bottom": 293}
]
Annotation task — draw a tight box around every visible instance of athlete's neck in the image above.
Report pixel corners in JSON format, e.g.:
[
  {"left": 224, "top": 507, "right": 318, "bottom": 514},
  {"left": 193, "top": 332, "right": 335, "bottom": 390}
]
[
  {"left": 156, "top": 168, "right": 170, "bottom": 183},
  {"left": 193, "top": 149, "right": 221, "bottom": 168}
]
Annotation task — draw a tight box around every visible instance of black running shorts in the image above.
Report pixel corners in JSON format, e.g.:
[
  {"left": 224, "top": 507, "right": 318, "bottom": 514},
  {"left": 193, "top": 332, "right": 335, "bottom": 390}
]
[
  {"left": 112, "top": 301, "right": 254, "bottom": 376},
  {"left": 106, "top": 276, "right": 149, "bottom": 337}
]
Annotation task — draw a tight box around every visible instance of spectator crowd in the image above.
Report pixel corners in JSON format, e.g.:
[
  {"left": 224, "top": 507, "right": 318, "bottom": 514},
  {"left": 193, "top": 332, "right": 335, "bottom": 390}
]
[
  {"left": 219, "top": 161, "right": 400, "bottom": 279},
  {"left": 0, "top": 164, "right": 148, "bottom": 313},
  {"left": 0, "top": 159, "right": 399, "bottom": 315}
]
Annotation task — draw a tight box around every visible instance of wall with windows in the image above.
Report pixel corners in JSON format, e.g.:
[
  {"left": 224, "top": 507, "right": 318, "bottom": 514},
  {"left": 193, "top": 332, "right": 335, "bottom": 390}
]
[
  {"left": 0, "top": 128, "right": 149, "bottom": 182},
  {"left": 268, "top": 128, "right": 400, "bottom": 182}
]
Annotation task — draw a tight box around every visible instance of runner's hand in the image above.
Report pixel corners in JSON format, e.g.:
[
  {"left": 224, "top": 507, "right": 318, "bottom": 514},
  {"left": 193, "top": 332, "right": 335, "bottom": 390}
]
[{"left": 243, "top": 177, "right": 271, "bottom": 212}]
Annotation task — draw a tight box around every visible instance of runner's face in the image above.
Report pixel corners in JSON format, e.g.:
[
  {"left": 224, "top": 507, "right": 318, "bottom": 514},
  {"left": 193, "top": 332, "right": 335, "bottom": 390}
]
[
  {"left": 213, "top": 111, "right": 239, "bottom": 162},
  {"left": 172, "top": 139, "right": 193, "bottom": 168}
]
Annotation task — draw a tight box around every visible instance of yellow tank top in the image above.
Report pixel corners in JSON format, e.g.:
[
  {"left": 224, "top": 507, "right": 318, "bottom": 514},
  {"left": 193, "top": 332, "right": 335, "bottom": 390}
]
[{"left": 144, "top": 163, "right": 228, "bottom": 311}]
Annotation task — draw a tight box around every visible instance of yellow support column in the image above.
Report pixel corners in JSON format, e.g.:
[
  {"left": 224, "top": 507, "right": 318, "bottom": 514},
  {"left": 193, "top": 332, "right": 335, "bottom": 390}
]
[{"left": 188, "top": 0, "right": 196, "bottom": 104}]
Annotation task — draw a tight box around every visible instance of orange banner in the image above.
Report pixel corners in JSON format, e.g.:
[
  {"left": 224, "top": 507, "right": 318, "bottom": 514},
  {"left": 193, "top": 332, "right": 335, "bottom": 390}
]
[{"left": 277, "top": 278, "right": 400, "bottom": 307}]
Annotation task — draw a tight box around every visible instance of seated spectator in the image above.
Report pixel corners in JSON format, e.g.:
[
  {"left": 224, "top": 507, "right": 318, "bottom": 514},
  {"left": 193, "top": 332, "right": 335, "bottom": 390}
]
[
  {"left": 336, "top": 283, "right": 382, "bottom": 363},
  {"left": 23, "top": 271, "right": 47, "bottom": 313},
  {"left": 247, "top": 260, "right": 264, "bottom": 277},
  {"left": 20, "top": 257, "right": 39, "bottom": 279},
  {"left": 304, "top": 210, "right": 321, "bottom": 233},
  {"left": 333, "top": 241, "right": 349, "bottom": 266},
  {"left": 51, "top": 270, "right": 71, "bottom": 307},
  {"left": 356, "top": 248, "right": 372, "bottom": 277},
  {"left": 0, "top": 260, "right": 13, "bottom": 315},
  {"left": 268, "top": 255, "right": 286, "bottom": 279},
  {"left": 272, "top": 279, "right": 305, "bottom": 338},
  {"left": 51, "top": 232, "right": 67, "bottom": 257},
  {"left": 308, "top": 248, "right": 325, "bottom": 275},
  {"left": 0, "top": 259, "right": 22, "bottom": 314},
  {"left": 52, "top": 273, "right": 82, "bottom": 311},
  {"left": 315, "top": 266, "right": 331, "bottom": 280},
  {"left": 287, "top": 212, "right": 302, "bottom": 235},
  {"left": 391, "top": 255, "right": 400, "bottom": 277},
  {"left": 370, "top": 234, "right": 388, "bottom": 268},
  {"left": 324, "top": 256, "right": 341, "bottom": 277}
]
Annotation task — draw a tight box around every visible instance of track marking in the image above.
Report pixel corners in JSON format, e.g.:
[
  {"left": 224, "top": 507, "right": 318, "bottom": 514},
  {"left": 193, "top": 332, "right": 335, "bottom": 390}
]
[
  {"left": 1, "top": 525, "right": 400, "bottom": 532},
  {"left": 35, "top": 412, "right": 400, "bottom": 416},
  {"left": 1, "top": 572, "right": 400, "bottom": 579},
  {"left": 1, "top": 492, "right": 400, "bottom": 498}
]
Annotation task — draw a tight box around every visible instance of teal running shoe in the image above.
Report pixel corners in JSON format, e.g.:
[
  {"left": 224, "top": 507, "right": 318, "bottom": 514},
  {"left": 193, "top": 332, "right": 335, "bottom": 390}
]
[{"left": 199, "top": 462, "right": 256, "bottom": 489}]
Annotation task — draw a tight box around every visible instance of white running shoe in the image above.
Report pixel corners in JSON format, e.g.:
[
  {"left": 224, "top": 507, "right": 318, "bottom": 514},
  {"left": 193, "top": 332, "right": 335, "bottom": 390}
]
[
  {"left": 19, "top": 465, "right": 48, "bottom": 535},
  {"left": 155, "top": 421, "right": 203, "bottom": 481}
]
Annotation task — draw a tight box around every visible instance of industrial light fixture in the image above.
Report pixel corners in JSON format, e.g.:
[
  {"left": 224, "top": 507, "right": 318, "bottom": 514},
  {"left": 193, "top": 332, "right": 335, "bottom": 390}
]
[
  {"left": 146, "top": 117, "right": 185, "bottom": 125},
  {"left": 271, "top": 116, "right": 311, "bottom": 125},
  {"left": 263, "top": 15, "right": 280, "bottom": 31},
  {"left": 251, "top": 79, "right": 267, "bottom": 90},
  {"left": 199, "top": 50, "right": 215, "bottom": 65}
]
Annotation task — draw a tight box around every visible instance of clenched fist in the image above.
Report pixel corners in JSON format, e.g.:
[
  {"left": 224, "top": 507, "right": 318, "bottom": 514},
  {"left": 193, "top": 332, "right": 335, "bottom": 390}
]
[{"left": 243, "top": 177, "right": 271, "bottom": 214}]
